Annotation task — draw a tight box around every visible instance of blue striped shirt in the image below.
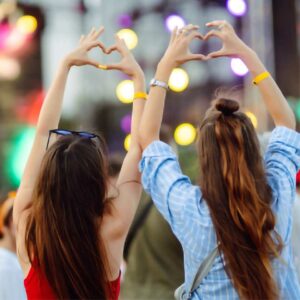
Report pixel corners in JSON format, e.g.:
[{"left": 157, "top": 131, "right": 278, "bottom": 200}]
[{"left": 139, "top": 126, "right": 300, "bottom": 299}]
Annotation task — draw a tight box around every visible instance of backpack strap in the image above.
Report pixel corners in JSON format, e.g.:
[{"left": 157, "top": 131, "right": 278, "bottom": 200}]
[{"left": 187, "top": 244, "right": 219, "bottom": 297}]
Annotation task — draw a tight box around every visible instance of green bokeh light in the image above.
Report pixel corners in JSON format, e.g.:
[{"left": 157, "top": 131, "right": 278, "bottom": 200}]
[
  {"left": 295, "top": 101, "right": 300, "bottom": 122},
  {"left": 5, "top": 126, "right": 36, "bottom": 187}
]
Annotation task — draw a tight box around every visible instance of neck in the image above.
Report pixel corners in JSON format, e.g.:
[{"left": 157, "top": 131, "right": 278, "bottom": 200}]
[{"left": 0, "top": 234, "right": 16, "bottom": 254}]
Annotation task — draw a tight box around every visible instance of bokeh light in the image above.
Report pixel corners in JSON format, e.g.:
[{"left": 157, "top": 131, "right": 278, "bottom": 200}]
[
  {"left": 116, "top": 80, "right": 134, "bottom": 103},
  {"left": 227, "top": 0, "right": 247, "bottom": 17},
  {"left": 5, "top": 126, "right": 36, "bottom": 187},
  {"left": 165, "top": 14, "right": 185, "bottom": 32},
  {"left": 117, "top": 28, "right": 138, "bottom": 50},
  {"left": 118, "top": 14, "right": 133, "bottom": 28},
  {"left": 245, "top": 111, "right": 258, "bottom": 128},
  {"left": 0, "top": 56, "right": 21, "bottom": 80},
  {"left": 295, "top": 101, "right": 300, "bottom": 121},
  {"left": 120, "top": 114, "right": 132, "bottom": 133},
  {"left": 169, "top": 68, "right": 189, "bottom": 92},
  {"left": 124, "top": 134, "right": 131, "bottom": 151},
  {"left": 230, "top": 58, "right": 248, "bottom": 76},
  {"left": 16, "top": 15, "right": 38, "bottom": 34},
  {"left": 5, "top": 28, "right": 27, "bottom": 51},
  {"left": 0, "top": 24, "right": 11, "bottom": 49},
  {"left": 174, "top": 123, "right": 197, "bottom": 146}
]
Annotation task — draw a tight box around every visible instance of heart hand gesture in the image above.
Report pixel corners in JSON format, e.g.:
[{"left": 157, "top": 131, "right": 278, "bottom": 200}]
[
  {"left": 160, "top": 24, "right": 207, "bottom": 68},
  {"left": 204, "top": 20, "right": 250, "bottom": 59},
  {"left": 105, "top": 35, "right": 143, "bottom": 79},
  {"left": 65, "top": 26, "right": 107, "bottom": 68}
]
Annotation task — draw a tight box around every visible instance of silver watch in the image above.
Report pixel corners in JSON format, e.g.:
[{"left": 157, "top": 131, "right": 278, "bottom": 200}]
[{"left": 150, "top": 78, "right": 169, "bottom": 90}]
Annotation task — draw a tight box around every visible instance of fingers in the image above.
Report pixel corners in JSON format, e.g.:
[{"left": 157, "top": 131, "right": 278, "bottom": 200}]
[
  {"left": 185, "top": 53, "right": 207, "bottom": 62},
  {"left": 206, "top": 49, "right": 226, "bottom": 59},
  {"left": 105, "top": 63, "right": 122, "bottom": 71},
  {"left": 206, "top": 20, "right": 228, "bottom": 28},
  {"left": 204, "top": 29, "right": 222, "bottom": 40},
  {"left": 187, "top": 31, "right": 203, "bottom": 42},
  {"left": 115, "top": 34, "right": 129, "bottom": 52},
  {"left": 92, "top": 26, "right": 104, "bottom": 40},
  {"left": 106, "top": 44, "right": 118, "bottom": 54},
  {"left": 86, "top": 40, "right": 106, "bottom": 52},
  {"left": 169, "top": 26, "right": 178, "bottom": 45},
  {"left": 87, "top": 59, "right": 103, "bottom": 68},
  {"left": 87, "top": 27, "right": 96, "bottom": 40},
  {"left": 79, "top": 35, "right": 85, "bottom": 44},
  {"left": 178, "top": 24, "right": 199, "bottom": 39}
]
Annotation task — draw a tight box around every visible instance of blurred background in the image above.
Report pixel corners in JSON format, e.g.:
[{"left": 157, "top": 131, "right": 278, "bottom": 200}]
[{"left": 0, "top": 0, "right": 299, "bottom": 192}]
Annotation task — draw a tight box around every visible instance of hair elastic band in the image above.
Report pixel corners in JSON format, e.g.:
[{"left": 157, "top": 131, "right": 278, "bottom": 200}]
[
  {"left": 133, "top": 92, "right": 147, "bottom": 100},
  {"left": 252, "top": 71, "right": 270, "bottom": 85}
]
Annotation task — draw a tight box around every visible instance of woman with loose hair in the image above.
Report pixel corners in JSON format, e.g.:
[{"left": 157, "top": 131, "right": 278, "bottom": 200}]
[
  {"left": 13, "top": 26, "right": 146, "bottom": 299},
  {"left": 139, "top": 21, "right": 300, "bottom": 299}
]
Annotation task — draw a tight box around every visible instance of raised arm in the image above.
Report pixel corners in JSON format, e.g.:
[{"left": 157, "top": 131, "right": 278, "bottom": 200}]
[
  {"left": 205, "top": 20, "right": 296, "bottom": 130},
  {"left": 13, "top": 27, "right": 106, "bottom": 225},
  {"left": 103, "top": 36, "right": 146, "bottom": 232},
  {"left": 139, "top": 24, "right": 205, "bottom": 149}
]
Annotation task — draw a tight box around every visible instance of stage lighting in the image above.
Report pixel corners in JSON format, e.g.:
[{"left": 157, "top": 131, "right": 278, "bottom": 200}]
[
  {"left": 16, "top": 15, "right": 38, "bottom": 34},
  {"left": 116, "top": 80, "right": 134, "bottom": 104},
  {"left": 245, "top": 111, "right": 258, "bottom": 128},
  {"left": 227, "top": 0, "right": 247, "bottom": 17},
  {"left": 174, "top": 123, "right": 197, "bottom": 146},
  {"left": 117, "top": 28, "right": 138, "bottom": 50},
  {"left": 169, "top": 68, "right": 189, "bottom": 92},
  {"left": 124, "top": 134, "right": 131, "bottom": 151},
  {"left": 165, "top": 14, "right": 185, "bottom": 32},
  {"left": 120, "top": 114, "right": 132, "bottom": 133},
  {"left": 230, "top": 58, "right": 248, "bottom": 76}
]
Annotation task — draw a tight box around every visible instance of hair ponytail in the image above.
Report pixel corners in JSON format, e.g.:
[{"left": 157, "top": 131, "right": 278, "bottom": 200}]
[{"left": 198, "top": 98, "right": 283, "bottom": 300}]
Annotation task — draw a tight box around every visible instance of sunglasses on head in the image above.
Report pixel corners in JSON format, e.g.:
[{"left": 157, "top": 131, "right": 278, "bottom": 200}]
[{"left": 46, "top": 129, "right": 100, "bottom": 150}]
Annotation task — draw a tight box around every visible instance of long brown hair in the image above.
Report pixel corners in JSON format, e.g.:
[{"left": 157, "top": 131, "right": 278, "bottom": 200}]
[
  {"left": 25, "top": 134, "right": 111, "bottom": 299},
  {"left": 198, "top": 98, "right": 283, "bottom": 300}
]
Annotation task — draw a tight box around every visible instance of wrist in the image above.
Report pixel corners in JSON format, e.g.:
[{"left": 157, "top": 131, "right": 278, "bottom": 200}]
[
  {"left": 155, "top": 60, "right": 174, "bottom": 82},
  {"left": 238, "top": 46, "right": 256, "bottom": 62},
  {"left": 132, "top": 73, "right": 146, "bottom": 92},
  {"left": 158, "top": 58, "right": 175, "bottom": 72},
  {"left": 61, "top": 56, "right": 73, "bottom": 70}
]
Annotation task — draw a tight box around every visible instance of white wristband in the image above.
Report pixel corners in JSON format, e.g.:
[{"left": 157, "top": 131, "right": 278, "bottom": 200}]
[{"left": 150, "top": 78, "right": 169, "bottom": 90}]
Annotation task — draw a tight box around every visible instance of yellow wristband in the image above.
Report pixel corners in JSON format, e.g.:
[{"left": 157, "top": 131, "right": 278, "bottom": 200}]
[
  {"left": 133, "top": 92, "right": 147, "bottom": 100},
  {"left": 252, "top": 71, "right": 270, "bottom": 85}
]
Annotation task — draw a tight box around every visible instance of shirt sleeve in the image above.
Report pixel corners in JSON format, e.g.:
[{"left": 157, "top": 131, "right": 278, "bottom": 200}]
[
  {"left": 139, "top": 141, "right": 202, "bottom": 242},
  {"left": 264, "top": 126, "right": 300, "bottom": 209}
]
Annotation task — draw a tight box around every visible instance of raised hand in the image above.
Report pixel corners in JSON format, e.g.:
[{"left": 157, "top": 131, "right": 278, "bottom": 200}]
[
  {"left": 105, "top": 35, "right": 143, "bottom": 79},
  {"left": 160, "top": 24, "right": 206, "bottom": 68},
  {"left": 65, "top": 26, "right": 106, "bottom": 68},
  {"left": 204, "top": 20, "right": 250, "bottom": 59}
]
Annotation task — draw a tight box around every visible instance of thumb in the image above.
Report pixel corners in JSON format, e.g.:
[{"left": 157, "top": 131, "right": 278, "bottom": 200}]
[
  {"left": 185, "top": 53, "right": 207, "bottom": 62},
  {"left": 106, "top": 63, "right": 122, "bottom": 71},
  {"left": 207, "top": 49, "right": 226, "bottom": 59}
]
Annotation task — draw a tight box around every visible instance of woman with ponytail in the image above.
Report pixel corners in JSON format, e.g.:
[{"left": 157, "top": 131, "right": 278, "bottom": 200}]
[
  {"left": 13, "top": 27, "right": 145, "bottom": 299},
  {"left": 139, "top": 22, "right": 300, "bottom": 299}
]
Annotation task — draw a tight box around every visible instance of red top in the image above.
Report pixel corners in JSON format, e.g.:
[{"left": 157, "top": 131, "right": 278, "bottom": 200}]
[{"left": 24, "top": 261, "right": 121, "bottom": 300}]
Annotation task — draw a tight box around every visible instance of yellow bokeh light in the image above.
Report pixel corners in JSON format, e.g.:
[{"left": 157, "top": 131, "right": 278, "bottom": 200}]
[
  {"left": 124, "top": 134, "right": 131, "bottom": 151},
  {"left": 245, "top": 111, "right": 258, "bottom": 128},
  {"left": 117, "top": 28, "right": 138, "bottom": 50},
  {"left": 174, "top": 123, "right": 197, "bottom": 146},
  {"left": 168, "top": 68, "right": 189, "bottom": 93},
  {"left": 16, "top": 15, "right": 38, "bottom": 34},
  {"left": 116, "top": 80, "right": 134, "bottom": 104}
]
